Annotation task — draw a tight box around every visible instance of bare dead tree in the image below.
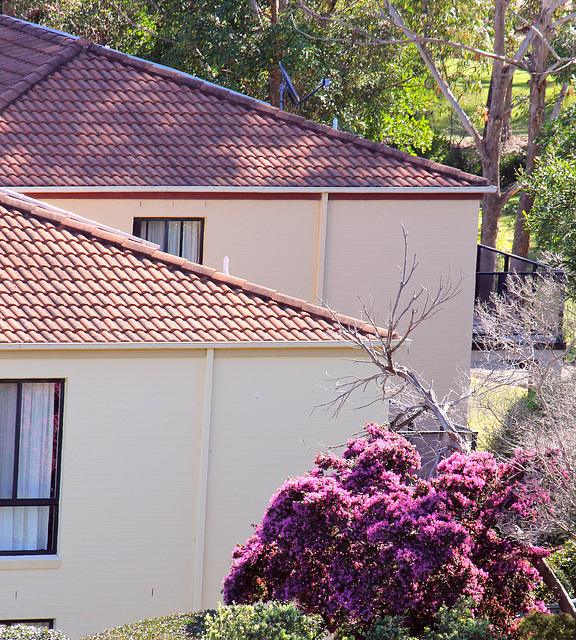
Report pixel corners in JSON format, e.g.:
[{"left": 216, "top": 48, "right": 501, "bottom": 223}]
[
  {"left": 322, "top": 238, "right": 576, "bottom": 616},
  {"left": 320, "top": 227, "right": 471, "bottom": 473},
  {"left": 474, "top": 271, "right": 576, "bottom": 534},
  {"left": 472, "top": 271, "right": 576, "bottom": 617}
]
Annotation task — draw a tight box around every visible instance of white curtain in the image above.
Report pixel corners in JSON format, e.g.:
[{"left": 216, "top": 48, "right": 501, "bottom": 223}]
[
  {"left": 0, "top": 383, "right": 55, "bottom": 551},
  {"left": 143, "top": 220, "right": 166, "bottom": 249},
  {"left": 167, "top": 220, "right": 181, "bottom": 256},
  {"left": 181, "top": 221, "right": 202, "bottom": 263},
  {"left": 0, "top": 383, "right": 17, "bottom": 499}
]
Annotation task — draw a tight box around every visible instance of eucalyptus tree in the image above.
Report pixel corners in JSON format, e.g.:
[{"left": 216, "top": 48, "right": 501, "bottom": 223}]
[{"left": 299, "top": 0, "right": 576, "bottom": 262}]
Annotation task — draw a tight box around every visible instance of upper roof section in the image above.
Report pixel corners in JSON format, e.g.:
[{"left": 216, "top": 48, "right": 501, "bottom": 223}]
[
  {"left": 0, "top": 15, "right": 491, "bottom": 192},
  {"left": 0, "top": 189, "right": 384, "bottom": 344}
]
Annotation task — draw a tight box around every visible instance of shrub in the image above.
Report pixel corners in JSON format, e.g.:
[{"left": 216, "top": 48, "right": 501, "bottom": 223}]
[
  {"left": 81, "top": 612, "right": 214, "bottom": 640},
  {"left": 517, "top": 611, "right": 576, "bottom": 640},
  {"left": 0, "top": 627, "right": 68, "bottom": 640},
  {"left": 223, "top": 424, "right": 547, "bottom": 637},
  {"left": 202, "top": 602, "right": 325, "bottom": 640},
  {"left": 420, "top": 599, "right": 503, "bottom": 640},
  {"left": 339, "top": 599, "right": 503, "bottom": 640},
  {"left": 364, "top": 617, "right": 417, "bottom": 640}
]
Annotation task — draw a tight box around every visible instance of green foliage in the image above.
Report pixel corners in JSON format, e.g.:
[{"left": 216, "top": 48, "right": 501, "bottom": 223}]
[
  {"left": 517, "top": 611, "right": 576, "bottom": 640},
  {"left": 0, "top": 627, "right": 68, "bottom": 640},
  {"left": 524, "top": 153, "right": 576, "bottom": 288},
  {"left": 500, "top": 150, "right": 527, "bottom": 189},
  {"left": 420, "top": 599, "right": 503, "bottom": 640},
  {"left": 421, "top": 135, "right": 482, "bottom": 175},
  {"left": 362, "top": 617, "right": 418, "bottom": 640},
  {"left": 523, "top": 102, "right": 576, "bottom": 287},
  {"left": 538, "top": 103, "right": 576, "bottom": 159},
  {"left": 202, "top": 602, "right": 326, "bottom": 640},
  {"left": 547, "top": 541, "right": 576, "bottom": 599},
  {"left": 339, "top": 599, "right": 502, "bottom": 640},
  {"left": 7, "top": 0, "right": 158, "bottom": 55},
  {"left": 82, "top": 612, "right": 212, "bottom": 640},
  {"left": 421, "top": 134, "right": 526, "bottom": 184}
]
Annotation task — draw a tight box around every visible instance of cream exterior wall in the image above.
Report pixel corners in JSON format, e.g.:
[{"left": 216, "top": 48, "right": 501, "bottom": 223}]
[
  {"left": 322, "top": 198, "right": 479, "bottom": 397},
  {"left": 40, "top": 195, "right": 480, "bottom": 395},
  {"left": 0, "top": 345, "right": 382, "bottom": 639},
  {"left": 43, "top": 198, "right": 321, "bottom": 302}
]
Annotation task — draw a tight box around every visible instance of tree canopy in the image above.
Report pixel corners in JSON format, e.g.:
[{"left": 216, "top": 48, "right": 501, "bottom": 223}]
[{"left": 523, "top": 104, "right": 576, "bottom": 286}]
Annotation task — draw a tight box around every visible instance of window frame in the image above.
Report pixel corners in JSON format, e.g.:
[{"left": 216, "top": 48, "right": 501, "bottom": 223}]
[
  {"left": 0, "top": 379, "right": 64, "bottom": 556},
  {"left": 0, "top": 620, "right": 54, "bottom": 629},
  {"left": 133, "top": 217, "right": 205, "bottom": 264}
]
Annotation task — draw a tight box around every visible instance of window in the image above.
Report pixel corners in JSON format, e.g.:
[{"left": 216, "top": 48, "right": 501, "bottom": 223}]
[
  {"left": 134, "top": 218, "right": 204, "bottom": 264},
  {"left": 0, "top": 381, "right": 63, "bottom": 555},
  {"left": 0, "top": 621, "right": 53, "bottom": 629}
]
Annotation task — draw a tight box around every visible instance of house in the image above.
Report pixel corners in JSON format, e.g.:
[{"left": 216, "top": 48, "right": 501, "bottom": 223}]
[
  {"left": 0, "top": 14, "right": 494, "bottom": 401},
  {"left": 0, "top": 188, "right": 387, "bottom": 637}
]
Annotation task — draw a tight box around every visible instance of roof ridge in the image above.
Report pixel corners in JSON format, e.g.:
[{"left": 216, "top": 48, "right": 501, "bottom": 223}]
[
  {"left": 0, "top": 14, "right": 78, "bottom": 43},
  {"left": 0, "top": 16, "right": 87, "bottom": 112},
  {"left": 0, "top": 189, "right": 383, "bottom": 337}
]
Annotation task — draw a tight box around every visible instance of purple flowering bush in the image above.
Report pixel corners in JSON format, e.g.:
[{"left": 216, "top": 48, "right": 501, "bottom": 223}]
[{"left": 223, "top": 424, "right": 549, "bottom": 638}]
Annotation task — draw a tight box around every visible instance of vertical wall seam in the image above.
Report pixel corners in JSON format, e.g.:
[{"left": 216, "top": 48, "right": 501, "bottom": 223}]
[
  {"left": 315, "top": 192, "right": 329, "bottom": 302},
  {"left": 193, "top": 347, "right": 214, "bottom": 610}
]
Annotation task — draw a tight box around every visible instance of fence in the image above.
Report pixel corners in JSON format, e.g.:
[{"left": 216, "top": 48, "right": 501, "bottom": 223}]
[{"left": 474, "top": 244, "right": 565, "bottom": 350}]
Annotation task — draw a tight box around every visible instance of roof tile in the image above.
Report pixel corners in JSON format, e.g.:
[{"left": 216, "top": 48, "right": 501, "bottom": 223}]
[
  {"left": 0, "top": 15, "right": 490, "bottom": 191},
  {"left": 0, "top": 190, "right": 385, "bottom": 344}
]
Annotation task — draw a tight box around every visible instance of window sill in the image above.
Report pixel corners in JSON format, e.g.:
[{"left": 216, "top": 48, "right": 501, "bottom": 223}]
[{"left": 0, "top": 556, "right": 61, "bottom": 570}]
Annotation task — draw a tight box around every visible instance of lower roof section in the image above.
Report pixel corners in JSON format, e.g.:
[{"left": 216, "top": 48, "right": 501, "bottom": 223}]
[{"left": 0, "top": 189, "right": 387, "bottom": 345}]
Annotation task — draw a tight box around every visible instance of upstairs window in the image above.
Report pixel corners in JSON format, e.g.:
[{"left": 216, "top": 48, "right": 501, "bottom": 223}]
[
  {"left": 0, "top": 381, "right": 63, "bottom": 555},
  {"left": 134, "top": 218, "right": 204, "bottom": 264}
]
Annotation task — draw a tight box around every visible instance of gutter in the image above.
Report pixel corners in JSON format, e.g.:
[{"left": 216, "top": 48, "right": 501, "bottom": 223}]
[
  {"left": 0, "top": 339, "right": 409, "bottom": 352},
  {"left": 7, "top": 185, "right": 496, "bottom": 195}
]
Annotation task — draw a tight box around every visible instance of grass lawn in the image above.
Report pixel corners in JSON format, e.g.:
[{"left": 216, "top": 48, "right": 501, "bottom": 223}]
[
  {"left": 426, "top": 66, "right": 564, "bottom": 138},
  {"left": 467, "top": 376, "right": 526, "bottom": 449}
]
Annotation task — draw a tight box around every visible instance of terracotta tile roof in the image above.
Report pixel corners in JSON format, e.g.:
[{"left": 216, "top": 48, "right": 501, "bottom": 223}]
[
  {"left": 0, "top": 189, "right": 384, "bottom": 344},
  {"left": 0, "top": 17, "right": 73, "bottom": 94},
  {"left": 0, "top": 15, "right": 491, "bottom": 191}
]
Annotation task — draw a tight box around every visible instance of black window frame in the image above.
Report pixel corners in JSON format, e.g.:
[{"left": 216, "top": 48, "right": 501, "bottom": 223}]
[
  {"left": 133, "top": 217, "right": 205, "bottom": 264},
  {"left": 0, "top": 620, "right": 54, "bottom": 629},
  {"left": 0, "top": 379, "right": 64, "bottom": 556}
]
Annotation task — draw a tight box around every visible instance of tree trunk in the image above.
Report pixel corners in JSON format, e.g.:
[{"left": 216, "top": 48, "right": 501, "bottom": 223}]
[
  {"left": 532, "top": 556, "right": 576, "bottom": 619},
  {"left": 479, "top": 0, "right": 514, "bottom": 254},
  {"left": 268, "top": 0, "right": 287, "bottom": 108},
  {"left": 512, "top": 0, "right": 553, "bottom": 258}
]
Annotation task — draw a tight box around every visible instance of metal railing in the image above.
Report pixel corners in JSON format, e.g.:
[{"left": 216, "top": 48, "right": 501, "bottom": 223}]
[
  {"left": 475, "top": 244, "right": 563, "bottom": 302},
  {"left": 474, "top": 244, "right": 565, "bottom": 350}
]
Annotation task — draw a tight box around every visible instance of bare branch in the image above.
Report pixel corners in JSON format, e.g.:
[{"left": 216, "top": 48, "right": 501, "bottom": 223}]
[
  {"left": 319, "top": 231, "right": 470, "bottom": 471},
  {"left": 553, "top": 11, "right": 576, "bottom": 28},
  {"left": 376, "top": 0, "right": 483, "bottom": 149},
  {"left": 473, "top": 272, "right": 576, "bottom": 548}
]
